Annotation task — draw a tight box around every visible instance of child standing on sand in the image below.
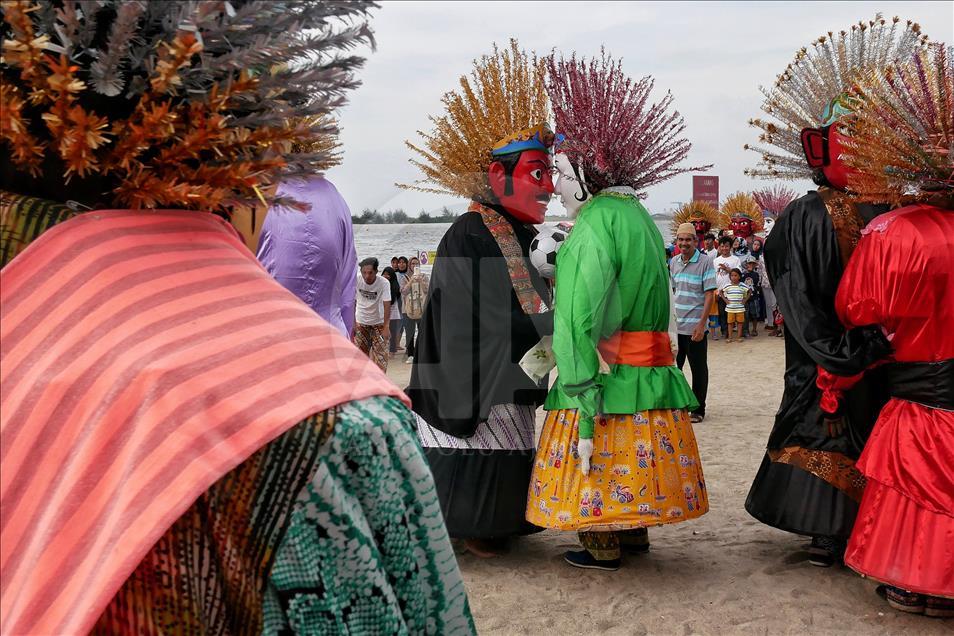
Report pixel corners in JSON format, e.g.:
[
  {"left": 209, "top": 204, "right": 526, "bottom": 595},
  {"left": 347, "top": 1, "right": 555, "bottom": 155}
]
[
  {"left": 719, "top": 268, "right": 749, "bottom": 343},
  {"left": 740, "top": 257, "right": 765, "bottom": 336}
]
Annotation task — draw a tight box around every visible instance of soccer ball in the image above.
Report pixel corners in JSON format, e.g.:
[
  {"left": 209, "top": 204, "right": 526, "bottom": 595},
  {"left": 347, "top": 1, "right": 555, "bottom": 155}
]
[{"left": 529, "top": 225, "right": 569, "bottom": 279}]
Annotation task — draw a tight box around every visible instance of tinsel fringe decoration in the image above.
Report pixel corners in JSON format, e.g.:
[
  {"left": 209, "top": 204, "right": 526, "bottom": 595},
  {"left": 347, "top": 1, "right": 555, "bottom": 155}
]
[
  {"left": 752, "top": 185, "right": 798, "bottom": 216},
  {"left": 719, "top": 191, "right": 764, "bottom": 232},
  {"left": 399, "top": 39, "right": 548, "bottom": 200},
  {"left": 547, "top": 48, "right": 711, "bottom": 195},
  {"left": 0, "top": 0, "right": 376, "bottom": 215},
  {"left": 671, "top": 200, "right": 719, "bottom": 236},
  {"left": 744, "top": 14, "right": 928, "bottom": 181},
  {"left": 844, "top": 43, "right": 954, "bottom": 206}
]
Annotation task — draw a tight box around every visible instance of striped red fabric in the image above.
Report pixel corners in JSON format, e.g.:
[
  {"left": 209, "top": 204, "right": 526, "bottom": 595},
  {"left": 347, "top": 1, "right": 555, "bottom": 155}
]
[{"left": 0, "top": 210, "right": 408, "bottom": 635}]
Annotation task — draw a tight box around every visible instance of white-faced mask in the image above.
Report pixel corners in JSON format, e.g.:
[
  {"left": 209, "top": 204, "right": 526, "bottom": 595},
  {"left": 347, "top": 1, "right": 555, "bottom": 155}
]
[{"left": 554, "top": 153, "right": 589, "bottom": 219}]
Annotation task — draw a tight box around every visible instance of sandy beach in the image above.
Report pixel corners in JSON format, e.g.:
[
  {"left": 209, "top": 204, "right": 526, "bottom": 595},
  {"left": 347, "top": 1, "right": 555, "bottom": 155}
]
[{"left": 385, "top": 336, "right": 950, "bottom": 635}]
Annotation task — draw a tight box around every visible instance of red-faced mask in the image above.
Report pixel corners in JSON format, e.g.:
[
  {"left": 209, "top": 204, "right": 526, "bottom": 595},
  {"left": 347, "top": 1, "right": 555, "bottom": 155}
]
[
  {"left": 730, "top": 216, "right": 754, "bottom": 238},
  {"left": 488, "top": 149, "right": 554, "bottom": 224},
  {"left": 692, "top": 219, "right": 711, "bottom": 243},
  {"left": 800, "top": 124, "right": 855, "bottom": 191}
]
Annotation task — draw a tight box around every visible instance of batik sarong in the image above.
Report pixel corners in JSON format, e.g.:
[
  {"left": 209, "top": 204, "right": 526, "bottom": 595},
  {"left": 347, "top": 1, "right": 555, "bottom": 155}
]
[
  {"left": 95, "top": 411, "right": 334, "bottom": 633},
  {"left": 265, "top": 396, "right": 476, "bottom": 635},
  {"left": 354, "top": 322, "right": 388, "bottom": 371},
  {"left": 526, "top": 408, "right": 708, "bottom": 531}
]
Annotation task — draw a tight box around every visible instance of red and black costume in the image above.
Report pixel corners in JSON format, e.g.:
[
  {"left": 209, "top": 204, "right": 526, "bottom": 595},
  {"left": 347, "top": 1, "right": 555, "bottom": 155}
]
[
  {"left": 741, "top": 17, "right": 927, "bottom": 562},
  {"left": 815, "top": 42, "right": 952, "bottom": 612}
]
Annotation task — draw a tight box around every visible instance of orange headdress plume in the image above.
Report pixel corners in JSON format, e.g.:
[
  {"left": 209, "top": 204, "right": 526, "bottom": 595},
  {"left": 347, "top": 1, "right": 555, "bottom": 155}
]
[{"left": 0, "top": 0, "right": 377, "bottom": 215}]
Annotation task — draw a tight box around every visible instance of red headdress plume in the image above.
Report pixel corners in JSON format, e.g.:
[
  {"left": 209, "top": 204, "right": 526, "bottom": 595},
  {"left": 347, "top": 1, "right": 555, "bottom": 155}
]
[{"left": 547, "top": 48, "right": 711, "bottom": 195}]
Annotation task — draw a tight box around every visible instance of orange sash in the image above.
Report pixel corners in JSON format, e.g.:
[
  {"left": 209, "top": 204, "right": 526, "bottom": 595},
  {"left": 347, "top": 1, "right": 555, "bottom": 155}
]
[{"left": 597, "top": 330, "right": 674, "bottom": 367}]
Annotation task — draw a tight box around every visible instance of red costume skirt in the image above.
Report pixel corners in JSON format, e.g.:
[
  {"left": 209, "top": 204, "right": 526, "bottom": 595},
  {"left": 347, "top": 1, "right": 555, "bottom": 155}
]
[{"left": 844, "top": 400, "right": 954, "bottom": 598}]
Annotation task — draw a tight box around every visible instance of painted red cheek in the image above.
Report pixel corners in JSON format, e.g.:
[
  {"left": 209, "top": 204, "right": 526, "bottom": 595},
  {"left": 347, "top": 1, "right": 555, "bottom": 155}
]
[{"left": 822, "top": 127, "right": 855, "bottom": 190}]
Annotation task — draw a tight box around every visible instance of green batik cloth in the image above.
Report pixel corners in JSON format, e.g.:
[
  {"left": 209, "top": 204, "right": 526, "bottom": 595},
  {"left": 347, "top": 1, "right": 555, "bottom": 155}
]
[{"left": 263, "top": 396, "right": 476, "bottom": 635}]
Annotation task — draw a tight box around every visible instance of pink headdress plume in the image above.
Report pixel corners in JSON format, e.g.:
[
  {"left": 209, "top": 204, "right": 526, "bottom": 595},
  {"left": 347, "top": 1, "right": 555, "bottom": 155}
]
[
  {"left": 752, "top": 185, "right": 798, "bottom": 217},
  {"left": 547, "top": 48, "right": 711, "bottom": 195}
]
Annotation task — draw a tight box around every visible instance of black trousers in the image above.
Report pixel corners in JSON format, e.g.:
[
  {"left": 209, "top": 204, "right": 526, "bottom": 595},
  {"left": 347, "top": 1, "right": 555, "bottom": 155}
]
[
  {"left": 404, "top": 317, "right": 419, "bottom": 356},
  {"left": 388, "top": 318, "right": 402, "bottom": 352},
  {"left": 676, "top": 333, "right": 708, "bottom": 416},
  {"left": 717, "top": 297, "right": 728, "bottom": 337}
]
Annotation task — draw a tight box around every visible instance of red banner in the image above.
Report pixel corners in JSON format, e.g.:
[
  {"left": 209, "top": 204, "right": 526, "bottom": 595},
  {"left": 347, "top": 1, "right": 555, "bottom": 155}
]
[{"left": 692, "top": 175, "right": 719, "bottom": 208}]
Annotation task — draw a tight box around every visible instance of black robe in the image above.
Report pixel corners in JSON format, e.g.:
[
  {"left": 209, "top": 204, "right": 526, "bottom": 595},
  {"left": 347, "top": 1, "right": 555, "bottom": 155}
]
[
  {"left": 745, "top": 190, "right": 891, "bottom": 540},
  {"left": 406, "top": 205, "right": 552, "bottom": 436},
  {"left": 406, "top": 203, "right": 552, "bottom": 538}
]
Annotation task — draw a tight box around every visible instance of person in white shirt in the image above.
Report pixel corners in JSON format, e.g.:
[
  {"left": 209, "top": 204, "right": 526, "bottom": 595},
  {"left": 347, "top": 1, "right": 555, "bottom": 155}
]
[
  {"left": 353, "top": 257, "right": 391, "bottom": 371},
  {"left": 711, "top": 236, "right": 742, "bottom": 339}
]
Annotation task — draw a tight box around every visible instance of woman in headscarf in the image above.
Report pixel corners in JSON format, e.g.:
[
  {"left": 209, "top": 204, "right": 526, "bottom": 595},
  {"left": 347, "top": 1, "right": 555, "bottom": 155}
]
[
  {"left": 382, "top": 266, "right": 404, "bottom": 355},
  {"left": 749, "top": 236, "right": 775, "bottom": 334}
]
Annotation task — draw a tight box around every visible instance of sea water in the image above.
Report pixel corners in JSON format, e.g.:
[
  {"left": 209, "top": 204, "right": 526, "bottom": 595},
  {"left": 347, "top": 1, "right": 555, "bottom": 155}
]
[{"left": 354, "top": 219, "right": 674, "bottom": 267}]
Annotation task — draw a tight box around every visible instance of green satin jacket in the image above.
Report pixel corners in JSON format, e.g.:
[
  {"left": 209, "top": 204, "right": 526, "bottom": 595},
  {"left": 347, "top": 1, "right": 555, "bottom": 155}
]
[{"left": 545, "top": 188, "right": 698, "bottom": 437}]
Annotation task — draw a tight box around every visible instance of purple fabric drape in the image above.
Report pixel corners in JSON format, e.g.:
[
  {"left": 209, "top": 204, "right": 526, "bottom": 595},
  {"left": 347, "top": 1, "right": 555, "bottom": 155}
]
[{"left": 257, "top": 177, "right": 357, "bottom": 336}]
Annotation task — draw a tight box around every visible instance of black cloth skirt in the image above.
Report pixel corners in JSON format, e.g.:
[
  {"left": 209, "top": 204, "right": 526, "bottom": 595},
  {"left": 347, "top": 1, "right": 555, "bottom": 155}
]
[
  {"left": 745, "top": 453, "right": 859, "bottom": 541},
  {"left": 416, "top": 403, "right": 541, "bottom": 539},
  {"left": 424, "top": 448, "right": 541, "bottom": 538}
]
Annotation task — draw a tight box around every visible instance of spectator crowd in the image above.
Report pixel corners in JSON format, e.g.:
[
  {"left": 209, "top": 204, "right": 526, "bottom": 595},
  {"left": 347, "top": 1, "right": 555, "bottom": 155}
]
[
  {"left": 352, "top": 254, "right": 430, "bottom": 372},
  {"left": 668, "top": 222, "right": 780, "bottom": 423}
]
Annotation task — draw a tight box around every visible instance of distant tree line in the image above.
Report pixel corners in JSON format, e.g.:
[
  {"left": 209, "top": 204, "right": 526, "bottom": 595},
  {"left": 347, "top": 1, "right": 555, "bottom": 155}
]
[{"left": 351, "top": 206, "right": 461, "bottom": 224}]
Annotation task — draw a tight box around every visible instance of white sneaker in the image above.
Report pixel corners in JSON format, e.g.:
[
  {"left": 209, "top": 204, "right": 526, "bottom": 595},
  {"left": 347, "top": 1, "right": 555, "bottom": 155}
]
[{"left": 405, "top": 356, "right": 414, "bottom": 364}]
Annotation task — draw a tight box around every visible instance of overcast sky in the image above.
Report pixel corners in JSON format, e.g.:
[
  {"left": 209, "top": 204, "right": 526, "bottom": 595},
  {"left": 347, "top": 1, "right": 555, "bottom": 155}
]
[{"left": 324, "top": 1, "right": 953, "bottom": 219}]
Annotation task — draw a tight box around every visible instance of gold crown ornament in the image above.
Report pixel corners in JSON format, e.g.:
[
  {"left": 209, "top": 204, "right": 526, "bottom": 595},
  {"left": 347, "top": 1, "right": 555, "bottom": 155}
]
[{"left": 671, "top": 200, "right": 719, "bottom": 236}]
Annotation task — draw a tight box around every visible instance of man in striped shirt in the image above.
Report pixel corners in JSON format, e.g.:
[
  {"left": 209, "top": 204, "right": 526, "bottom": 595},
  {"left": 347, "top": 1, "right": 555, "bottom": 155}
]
[{"left": 669, "top": 223, "right": 718, "bottom": 422}]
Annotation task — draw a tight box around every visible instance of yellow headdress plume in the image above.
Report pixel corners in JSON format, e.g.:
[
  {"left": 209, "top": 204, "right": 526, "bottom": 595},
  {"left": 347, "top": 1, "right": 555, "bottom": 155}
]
[
  {"left": 671, "top": 200, "right": 719, "bottom": 236},
  {"left": 400, "top": 39, "right": 549, "bottom": 200},
  {"left": 719, "top": 192, "right": 764, "bottom": 231}
]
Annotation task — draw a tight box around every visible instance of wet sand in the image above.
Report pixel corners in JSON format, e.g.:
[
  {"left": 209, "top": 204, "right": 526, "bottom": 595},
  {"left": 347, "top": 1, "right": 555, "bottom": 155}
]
[{"left": 385, "top": 336, "right": 949, "bottom": 635}]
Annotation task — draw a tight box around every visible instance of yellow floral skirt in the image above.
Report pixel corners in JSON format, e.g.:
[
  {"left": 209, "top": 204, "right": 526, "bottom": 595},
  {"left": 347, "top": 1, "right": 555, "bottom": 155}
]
[{"left": 526, "top": 408, "right": 708, "bottom": 531}]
